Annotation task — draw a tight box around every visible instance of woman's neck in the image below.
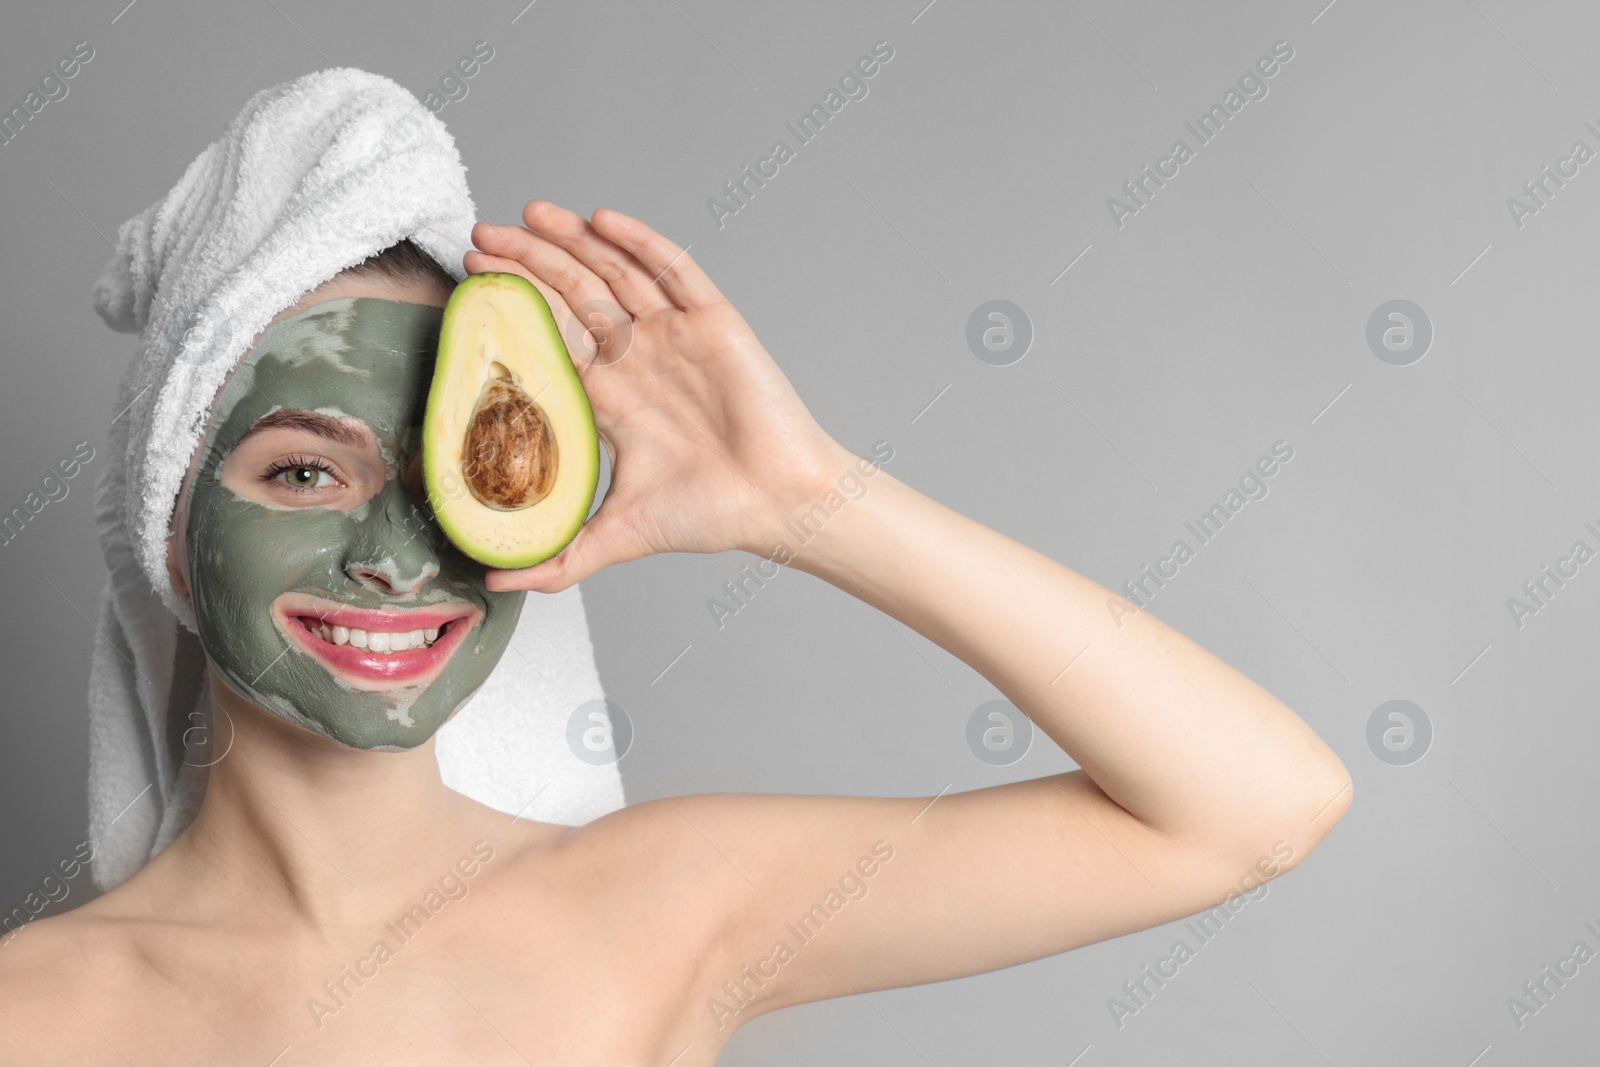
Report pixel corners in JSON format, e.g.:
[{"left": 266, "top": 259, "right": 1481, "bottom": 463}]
[{"left": 155, "top": 674, "right": 489, "bottom": 931}]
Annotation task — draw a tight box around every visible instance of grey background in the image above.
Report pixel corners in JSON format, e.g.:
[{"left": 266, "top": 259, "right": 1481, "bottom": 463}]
[{"left": 2, "top": 0, "right": 1595, "bottom": 1062}]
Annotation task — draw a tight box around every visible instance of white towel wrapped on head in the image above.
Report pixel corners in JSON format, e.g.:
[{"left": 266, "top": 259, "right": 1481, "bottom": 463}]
[{"left": 86, "top": 66, "right": 625, "bottom": 892}]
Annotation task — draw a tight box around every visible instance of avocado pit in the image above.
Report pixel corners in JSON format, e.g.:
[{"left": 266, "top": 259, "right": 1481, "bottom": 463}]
[{"left": 463, "top": 365, "right": 558, "bottom": 511}]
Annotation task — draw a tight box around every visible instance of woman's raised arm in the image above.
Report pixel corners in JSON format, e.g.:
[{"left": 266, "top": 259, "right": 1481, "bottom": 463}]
[{"left": 462, "top": 201, "right": 1351, "bottom": 1032}]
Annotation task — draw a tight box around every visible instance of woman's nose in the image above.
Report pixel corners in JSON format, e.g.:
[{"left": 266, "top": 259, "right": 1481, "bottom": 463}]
[{"left": 344, "top": 478, "right": 442, "bottom": 595}]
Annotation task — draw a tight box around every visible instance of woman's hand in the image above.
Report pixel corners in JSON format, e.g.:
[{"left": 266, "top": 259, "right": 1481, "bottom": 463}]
[{"left": 463, "top": 201, "right": 845, "bottom": 593}]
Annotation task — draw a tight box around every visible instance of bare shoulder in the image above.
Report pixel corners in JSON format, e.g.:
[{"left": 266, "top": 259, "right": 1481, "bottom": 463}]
[
  {"left": 0, "top": 904, "right": 99, "bottom": 987},
  {"left": 524, "top": 794, "right": 772, "bottom": 975},
  {"left": 537, "top": 791, "right": 771, "bottom": 897},
  {"left": 442, "top": 790, "right": 753, "bottom": 972},
  {"left": 0, "top": 905, "right": 139, "bottom": 1062},
  {"left": 501, "top": 794, "right": 731, "bottom": 919}
]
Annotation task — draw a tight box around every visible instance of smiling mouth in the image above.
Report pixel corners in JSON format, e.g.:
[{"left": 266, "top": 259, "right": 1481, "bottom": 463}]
[
  {"left": 273, "top": 594, "right": 480, "bottom": 691},
  {"left": 302, "top": 618, "right": 450, "bottom": 652}
]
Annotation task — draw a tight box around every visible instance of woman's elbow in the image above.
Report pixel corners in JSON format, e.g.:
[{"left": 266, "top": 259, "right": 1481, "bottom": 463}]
[
  {"left": 1202, "top": 745, "right": 1352, "bottom": 884},
  {"left": 1257, "top": 759, "right": 1353, "bottom": 878}
]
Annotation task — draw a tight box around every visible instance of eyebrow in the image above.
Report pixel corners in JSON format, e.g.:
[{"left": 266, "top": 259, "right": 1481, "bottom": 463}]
[{"left": 235, "top": 409, "right": 372, "bottom": 450}]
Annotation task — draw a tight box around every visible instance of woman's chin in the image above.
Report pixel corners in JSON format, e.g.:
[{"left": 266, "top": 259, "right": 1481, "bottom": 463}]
[
  {"left": 293, "top": 707, "right": 449, "bottom": 751},
  {"left": 207, "top": 675, "right": 450, "bottom": 753}
]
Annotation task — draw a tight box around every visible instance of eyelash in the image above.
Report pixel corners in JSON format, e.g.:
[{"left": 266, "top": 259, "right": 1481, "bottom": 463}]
[{"left": 261, "top": 454, "right": 343, "bottom": 494}]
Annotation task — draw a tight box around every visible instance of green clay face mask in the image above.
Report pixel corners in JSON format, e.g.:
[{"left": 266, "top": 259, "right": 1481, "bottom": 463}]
[{"left": 183, "top": 296, "right": 526, "bottom": 749}]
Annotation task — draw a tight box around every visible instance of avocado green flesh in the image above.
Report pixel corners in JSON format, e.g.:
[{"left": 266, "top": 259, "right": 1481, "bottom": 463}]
[{"left": 422, "top": 273, "right": 599, "bottom": 569}]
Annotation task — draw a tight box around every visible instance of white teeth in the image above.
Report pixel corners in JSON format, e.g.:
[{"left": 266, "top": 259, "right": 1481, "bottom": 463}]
[{"left": 307, "top": 620, "right": 446, "bottom": 653}]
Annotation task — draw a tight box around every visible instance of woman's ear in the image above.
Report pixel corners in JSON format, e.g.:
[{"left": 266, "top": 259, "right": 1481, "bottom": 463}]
[
  {"left": 165, "top": 520, "right": 190, "bottom": 601},
  {"left": 165, "top": 470, "right": 195, "bottom": 607},
  {"left": 167, "top": 432, "right": 209, "bottom": 607}
]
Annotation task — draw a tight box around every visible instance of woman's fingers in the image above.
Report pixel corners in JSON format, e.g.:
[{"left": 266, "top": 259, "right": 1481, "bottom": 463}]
[
  {"left": 477, "top": 202, "right": 724, "bottom": 319},
  {"left": 462, "top": 243, "right": 572, "bottom": 311},
  {"left": 484, "top": 494, "right": 637, "bottom": 594},
  {"left": 463, "top": 240, "right": 606, "bottom": 365},
  {"left": 470, "top": 222, "right": 610, "bottom": 317},
  {"left": 519, "top": 201, "right": 677, "bottom": 319},
  {"left": 590, "top": 207, "right": 727, "bottom": 312}
]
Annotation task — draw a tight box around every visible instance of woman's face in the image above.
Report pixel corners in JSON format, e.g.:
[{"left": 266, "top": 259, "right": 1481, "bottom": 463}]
[{"left": 172, "top": 287, "right": 526, "bottom": 750}]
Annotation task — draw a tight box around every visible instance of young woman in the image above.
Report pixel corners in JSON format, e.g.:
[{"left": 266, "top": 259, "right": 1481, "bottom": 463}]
[{"left": 1, "top": 201, "right": 1351, "bottom": 1064}]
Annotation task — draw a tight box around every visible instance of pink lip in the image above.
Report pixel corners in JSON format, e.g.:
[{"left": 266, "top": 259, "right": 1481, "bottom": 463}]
[{"left": 273, "top": 593, "right": 480, "bottom": 690}]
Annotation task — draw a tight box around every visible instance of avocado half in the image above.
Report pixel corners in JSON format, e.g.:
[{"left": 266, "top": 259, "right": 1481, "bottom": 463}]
[{"left": 422, "top": 272, "right": 599, "bottom": 569}]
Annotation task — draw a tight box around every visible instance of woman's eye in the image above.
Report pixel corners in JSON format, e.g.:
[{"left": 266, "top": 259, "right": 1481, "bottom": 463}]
[
  {"left": 280, "top": 467, "right": 336, "bottom": 490},
  {"left": 264, "top": 456, "right": 342, "bottom": 494}
]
